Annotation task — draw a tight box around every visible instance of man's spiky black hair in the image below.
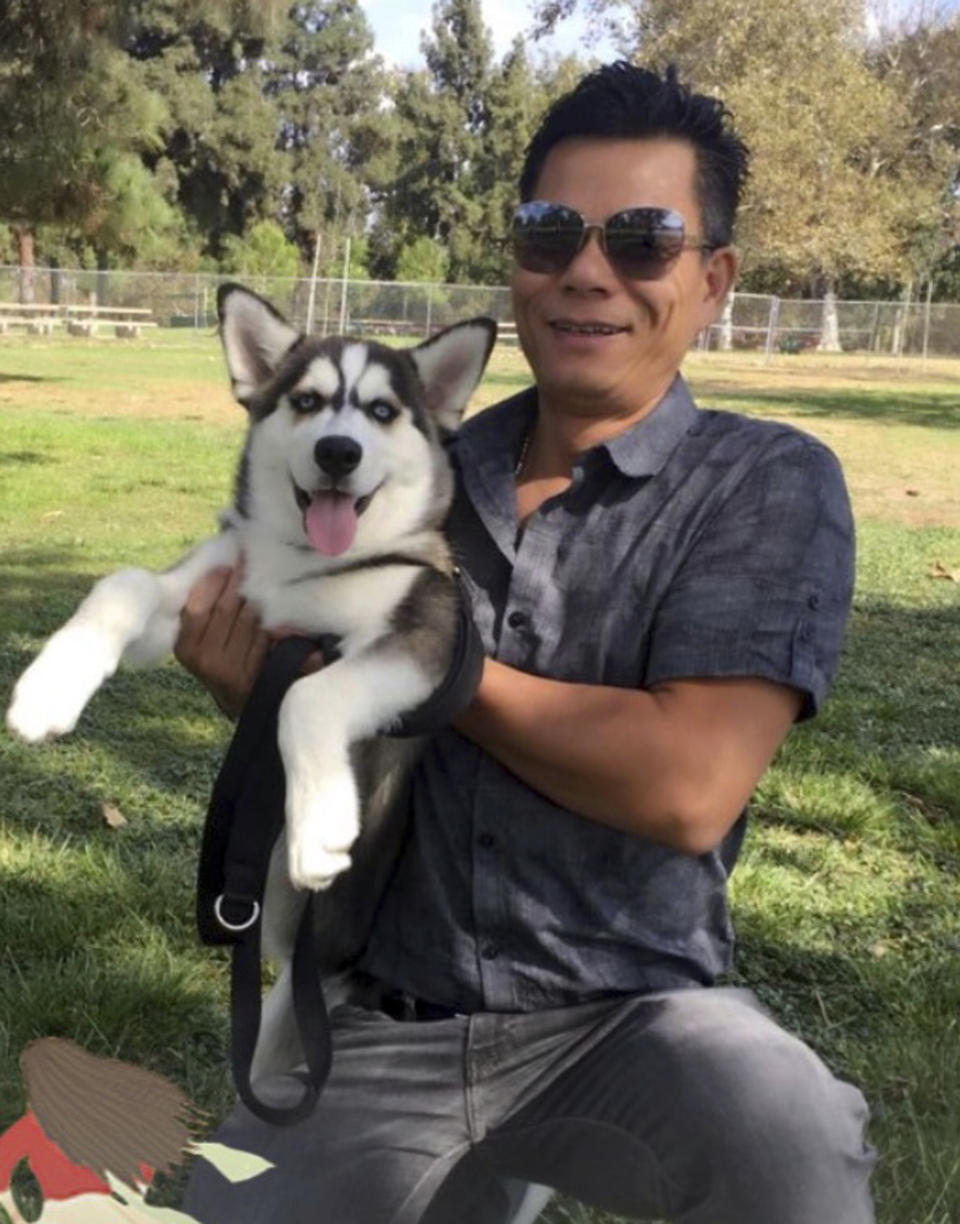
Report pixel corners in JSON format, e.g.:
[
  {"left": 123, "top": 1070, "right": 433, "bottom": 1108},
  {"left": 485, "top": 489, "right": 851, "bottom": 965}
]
[{"left": 519, "top": 62, "right": 750, "bottom": 247}]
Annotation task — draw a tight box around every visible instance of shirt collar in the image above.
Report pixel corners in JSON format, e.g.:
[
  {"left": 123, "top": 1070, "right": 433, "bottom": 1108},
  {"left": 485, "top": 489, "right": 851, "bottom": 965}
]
[
  {"left": 456, "top": 376, "right": 698, "bottom": 477},
  {"left": 601, "top": 374, "right": 699, "bottom": 478}
]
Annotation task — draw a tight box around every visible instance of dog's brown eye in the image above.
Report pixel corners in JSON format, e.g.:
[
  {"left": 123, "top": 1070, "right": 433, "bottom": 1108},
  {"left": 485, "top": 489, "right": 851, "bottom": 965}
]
[
  {"left": 368, "top": 400, "right": 398, "bottom": 423},
  {"left": 291, "top": 392, "right": 323, "bottom": 413}
]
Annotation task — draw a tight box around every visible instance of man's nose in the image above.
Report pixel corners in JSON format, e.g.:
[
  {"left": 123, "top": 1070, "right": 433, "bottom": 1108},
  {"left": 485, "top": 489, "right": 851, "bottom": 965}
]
[
  {"left": 315, "top": 435, "right": 362, "bottom": 478},
  {"left": 564, "top": 226, "right": 616, "bottom": 285}
]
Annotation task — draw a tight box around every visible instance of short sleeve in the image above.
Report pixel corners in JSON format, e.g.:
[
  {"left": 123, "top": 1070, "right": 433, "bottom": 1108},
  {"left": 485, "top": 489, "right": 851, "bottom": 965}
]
[{"left": 645, "top": 436, "right": 855, "bottom": 719}]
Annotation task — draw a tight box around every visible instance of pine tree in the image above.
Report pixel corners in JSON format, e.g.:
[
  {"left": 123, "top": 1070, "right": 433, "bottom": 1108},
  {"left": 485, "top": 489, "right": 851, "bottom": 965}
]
[
  {"left": 265, "top": 1, "right": 384, "bottom": 269},
  {"left": 374, "top": 0, "right": 494, "bottom": 281},
  {"left": 0, "top": 1, "right": 169, "bottom": 294}
]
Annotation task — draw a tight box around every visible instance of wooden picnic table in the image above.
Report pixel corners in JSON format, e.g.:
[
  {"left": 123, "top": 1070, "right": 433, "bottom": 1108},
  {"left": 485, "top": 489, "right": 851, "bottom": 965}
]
[
  {"left": 62, "top": 305, "right": 154, "bottom": 317},
  {"left": 0, "top": 301, "right": 157, "bottom": 338}
]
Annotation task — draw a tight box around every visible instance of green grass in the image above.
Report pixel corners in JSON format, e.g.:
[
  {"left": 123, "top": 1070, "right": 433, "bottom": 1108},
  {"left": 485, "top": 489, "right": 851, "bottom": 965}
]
[{"left": 1, "top": 334, "right": 960, "bottom": 1222}]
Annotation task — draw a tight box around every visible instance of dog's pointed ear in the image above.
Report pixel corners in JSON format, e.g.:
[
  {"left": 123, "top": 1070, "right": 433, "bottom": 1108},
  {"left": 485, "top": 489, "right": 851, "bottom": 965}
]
[
  {"left": 409, "top": 318, "right": 497, "bottom": 432},
  {"left": 217, "top": 283, "right": 301, "bottom": 405}
]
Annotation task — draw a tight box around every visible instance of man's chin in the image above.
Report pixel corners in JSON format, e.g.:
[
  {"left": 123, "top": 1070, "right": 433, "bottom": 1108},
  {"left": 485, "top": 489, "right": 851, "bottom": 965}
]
[{"left": 536, "top": 367, "right": 622, "bottom": 409}]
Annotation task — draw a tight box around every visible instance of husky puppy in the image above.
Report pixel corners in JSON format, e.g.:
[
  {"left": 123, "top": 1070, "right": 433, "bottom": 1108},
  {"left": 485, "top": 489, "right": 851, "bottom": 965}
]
[{"left": 7, "top": 284, "right": 496, "bottom": 1085}]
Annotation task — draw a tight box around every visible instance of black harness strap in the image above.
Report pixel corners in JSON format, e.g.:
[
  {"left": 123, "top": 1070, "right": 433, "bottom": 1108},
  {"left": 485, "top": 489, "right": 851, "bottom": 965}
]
[{"left": 197, "top": 636, "right": 333, "bottom": 1127}]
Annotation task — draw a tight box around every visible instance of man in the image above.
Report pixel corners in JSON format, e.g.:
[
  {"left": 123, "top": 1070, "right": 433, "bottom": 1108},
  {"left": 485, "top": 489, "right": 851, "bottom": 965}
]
[{"left": 181, "top": 63, "right": 874, "bottom": 1224}]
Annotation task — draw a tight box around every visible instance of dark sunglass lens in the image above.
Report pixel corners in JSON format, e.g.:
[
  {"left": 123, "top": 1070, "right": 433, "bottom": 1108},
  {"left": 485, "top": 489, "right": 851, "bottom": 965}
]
[
  {"left": 605, "top": 209, "right": 686, "bottom": 279},
  {"left": 512, "top": 203, "right": 584, "bottom": 273}
]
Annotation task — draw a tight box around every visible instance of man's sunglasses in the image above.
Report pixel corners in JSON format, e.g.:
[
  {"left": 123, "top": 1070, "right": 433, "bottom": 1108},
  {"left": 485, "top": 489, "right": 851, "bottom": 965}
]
[{"left": 511, "top": 201, "right": 718, "bottom": 279}]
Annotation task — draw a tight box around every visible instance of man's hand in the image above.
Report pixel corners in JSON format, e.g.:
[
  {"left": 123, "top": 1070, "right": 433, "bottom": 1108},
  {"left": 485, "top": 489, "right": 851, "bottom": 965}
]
[{"left": 174, "top": 567, "right": 271, "bottom": 718}]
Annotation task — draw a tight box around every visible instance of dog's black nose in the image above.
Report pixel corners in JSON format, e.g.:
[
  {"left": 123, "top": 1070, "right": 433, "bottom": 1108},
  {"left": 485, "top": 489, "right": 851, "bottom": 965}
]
[{"left": 315, "top": 436, "right": 362, "bottom": 478}]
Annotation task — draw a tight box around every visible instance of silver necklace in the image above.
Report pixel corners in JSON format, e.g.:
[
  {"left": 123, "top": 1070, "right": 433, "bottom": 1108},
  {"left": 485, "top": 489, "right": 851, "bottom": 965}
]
[{"left": 514, "top": 430, "right": 532, "bottom": 479}]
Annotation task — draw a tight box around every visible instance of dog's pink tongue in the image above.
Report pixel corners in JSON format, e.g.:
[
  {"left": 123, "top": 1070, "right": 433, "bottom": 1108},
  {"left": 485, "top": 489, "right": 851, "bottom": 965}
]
[{"left": 304, "top": 491, "right": 358, "bottom": 555}]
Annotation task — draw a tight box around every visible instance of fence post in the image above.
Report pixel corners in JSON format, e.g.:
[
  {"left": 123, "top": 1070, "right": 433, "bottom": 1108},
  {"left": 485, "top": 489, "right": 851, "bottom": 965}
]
[
  {"left": 424, "top": 285, "right": 433, "bottom": 338},
  {"left": 337, "top": 238, "right": 351, "bottom": 335},
  {"left": 764, "top": 296, "right": 780, "bottom": 365},
  {"left": 305, "top": 231, "right": 322, "bottom": 334}
]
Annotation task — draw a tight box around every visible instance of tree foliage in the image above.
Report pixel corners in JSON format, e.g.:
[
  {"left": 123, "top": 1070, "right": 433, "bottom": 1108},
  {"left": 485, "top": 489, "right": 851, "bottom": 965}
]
[
  {"left": 533, "top": 0, "right": 959, "bottom": 304},
  {"left": 1, "top": 0, "right": 958, "bottom": 303},
  {"left": 221, "top": 219, "right": 302, "bottom": 280},
  {"left": 0, "top": 0, "right": 168, "bottom": 274}
]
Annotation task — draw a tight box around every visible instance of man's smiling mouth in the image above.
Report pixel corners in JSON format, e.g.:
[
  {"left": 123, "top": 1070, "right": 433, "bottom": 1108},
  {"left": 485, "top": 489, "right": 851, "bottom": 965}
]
[{"left": 550, "top": 320, "right": 629, "bottom": 336}]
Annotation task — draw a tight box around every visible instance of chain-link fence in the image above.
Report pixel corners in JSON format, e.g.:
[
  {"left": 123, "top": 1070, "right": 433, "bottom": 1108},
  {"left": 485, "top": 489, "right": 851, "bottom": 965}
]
[
  {"left": 701, "top": 291, "right": 960, "bottom": 359},
  {"left": 2, "top": 265, "right": 958, "bottom": 358},
  {"left": 0, "top": 266, "right": 513, "bottom": 338}
]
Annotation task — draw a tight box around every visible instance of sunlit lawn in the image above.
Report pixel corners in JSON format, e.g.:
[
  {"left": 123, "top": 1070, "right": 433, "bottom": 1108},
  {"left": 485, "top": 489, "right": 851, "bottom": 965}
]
[{"left": 0, "top": 332, "right": 958, "bottom": 1221}]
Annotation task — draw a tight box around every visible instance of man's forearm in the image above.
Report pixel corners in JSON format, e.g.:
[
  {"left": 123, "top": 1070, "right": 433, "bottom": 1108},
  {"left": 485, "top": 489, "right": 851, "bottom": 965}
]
[{"left": 453, "top": 659, "right": 800, "bottom": 854}]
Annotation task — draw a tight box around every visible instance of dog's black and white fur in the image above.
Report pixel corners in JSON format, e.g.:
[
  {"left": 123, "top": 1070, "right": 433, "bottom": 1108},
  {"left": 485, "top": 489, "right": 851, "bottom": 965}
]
[{"left": 7, "top": 285, "right": 496, "bottom": 1083}]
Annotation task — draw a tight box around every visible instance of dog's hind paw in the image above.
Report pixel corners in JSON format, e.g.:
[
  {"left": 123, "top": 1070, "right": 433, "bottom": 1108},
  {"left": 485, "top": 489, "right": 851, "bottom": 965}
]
[
  {"left": 284, "top": 762, "right": 360, "bottom": 891},
  {"left": 6, "top": 629, "right": 116, "bottom": 743},
  {"left": 287, "top": 842, "right": 353, "bottom": 892}
]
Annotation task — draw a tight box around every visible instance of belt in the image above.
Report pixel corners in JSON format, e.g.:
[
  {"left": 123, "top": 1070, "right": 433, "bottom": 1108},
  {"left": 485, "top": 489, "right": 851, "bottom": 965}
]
[{"left": 379, "top": 990, "right": 465, "bottom": 1023}]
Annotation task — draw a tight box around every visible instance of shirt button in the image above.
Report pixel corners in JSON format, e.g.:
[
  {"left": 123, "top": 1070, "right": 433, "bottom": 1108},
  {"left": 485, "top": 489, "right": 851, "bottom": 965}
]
[
  {"left": 477, "top": 832, "right": 496, "bottom": 850},
  {"left": 808, "top": 593, "right": 821, "bottom": 610},
  {"left": 507, "top": 610, "right": 528, "bottom": 630},
  {"left": 480, "top": 941, "right": 500, "bottom": 960}
]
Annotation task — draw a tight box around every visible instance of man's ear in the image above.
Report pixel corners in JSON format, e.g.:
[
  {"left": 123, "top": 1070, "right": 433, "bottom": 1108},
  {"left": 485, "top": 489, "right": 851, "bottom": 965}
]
[
  {"left": 698, "top": 247, "right": 740, "bottom": 329},
  {"left": 217, "top": 283, "right": 301, "bottom": 405},
  {"left": 409, "top": 318, "right": 498, "bottom": 432}
]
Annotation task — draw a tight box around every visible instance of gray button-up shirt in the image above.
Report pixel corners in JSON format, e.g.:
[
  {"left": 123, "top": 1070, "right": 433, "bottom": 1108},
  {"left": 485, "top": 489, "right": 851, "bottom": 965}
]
[{"left": 362, "top": 375, "right": 855, "bottom": 1012}]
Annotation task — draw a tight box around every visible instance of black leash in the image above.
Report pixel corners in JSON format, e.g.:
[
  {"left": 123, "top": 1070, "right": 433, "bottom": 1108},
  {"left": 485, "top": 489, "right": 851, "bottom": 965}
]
[
  {"left": 194, "top": 572, "right": 484, "bottom": 1126},
  {"left": 197, "top": 635, "right": 333, "bottom": 1127}
]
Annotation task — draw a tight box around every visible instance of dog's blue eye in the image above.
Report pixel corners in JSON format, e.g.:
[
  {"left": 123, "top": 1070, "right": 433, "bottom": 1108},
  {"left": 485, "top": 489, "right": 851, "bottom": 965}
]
[
  {"left": 291, "top": 392, "right": 322, "bottom": 413},
  {"left": 368, "top": 400, "right": 398, "bottom": 423}
]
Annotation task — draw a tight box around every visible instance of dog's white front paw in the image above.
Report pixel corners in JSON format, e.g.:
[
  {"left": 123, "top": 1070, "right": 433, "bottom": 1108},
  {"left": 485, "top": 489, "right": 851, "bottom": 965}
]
[
  {"left": 6, "top": 628, "right": 117, "bottom": 743},
  {"left": 285, "top": 762, "right": 360, "bottom": 891}
]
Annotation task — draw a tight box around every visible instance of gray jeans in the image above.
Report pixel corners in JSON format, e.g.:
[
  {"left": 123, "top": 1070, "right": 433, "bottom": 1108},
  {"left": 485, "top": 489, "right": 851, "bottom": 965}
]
[{"left": 184, "top": 986, "right": 876, "bottom": 1224}]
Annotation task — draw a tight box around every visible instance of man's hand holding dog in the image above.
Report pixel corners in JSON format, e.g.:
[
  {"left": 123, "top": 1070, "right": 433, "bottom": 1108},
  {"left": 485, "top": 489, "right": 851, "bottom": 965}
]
[
  {"left": 175, "top": 566, "right": 326, "bottom": 718},
  {"left": 174, "top": 567, "right": 269, "bottom": 718}
]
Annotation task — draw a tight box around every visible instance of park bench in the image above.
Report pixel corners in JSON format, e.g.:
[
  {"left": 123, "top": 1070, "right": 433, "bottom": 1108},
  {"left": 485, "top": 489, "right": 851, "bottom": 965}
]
[
  {"left": 0, "top": 302, "right": 59, "bottom": 334},
  {"left": 0, "top": 302, "right": 158, "bottom": 339},
  {"left": 62, "top": 305, "right": 158, "bottom": 339}
]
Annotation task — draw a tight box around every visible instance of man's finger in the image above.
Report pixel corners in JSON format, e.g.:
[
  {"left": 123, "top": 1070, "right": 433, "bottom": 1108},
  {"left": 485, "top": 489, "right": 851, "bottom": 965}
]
[
  {"left": 301, "top": 650, "right": 325, "bottom": 675},
  {"left": 182, "top": 567, "right": 233, "bottom": 619}
]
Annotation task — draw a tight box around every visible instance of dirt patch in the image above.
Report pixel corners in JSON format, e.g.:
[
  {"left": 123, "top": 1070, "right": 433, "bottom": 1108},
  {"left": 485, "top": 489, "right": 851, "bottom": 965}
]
[{"left": 0, "top": 378, "right": 239, "bottom": 425}]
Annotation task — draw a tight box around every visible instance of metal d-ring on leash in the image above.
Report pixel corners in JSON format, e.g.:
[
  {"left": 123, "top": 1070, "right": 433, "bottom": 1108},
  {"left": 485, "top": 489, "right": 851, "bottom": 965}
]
[{"left": 213, "top": 894, "right": 260, "bottom": 933}]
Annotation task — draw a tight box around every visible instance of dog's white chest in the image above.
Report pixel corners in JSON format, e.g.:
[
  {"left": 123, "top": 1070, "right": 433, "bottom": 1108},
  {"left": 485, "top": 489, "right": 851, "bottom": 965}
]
[{"left": 241, "top": 543, "right": 421, "bottom": 651}]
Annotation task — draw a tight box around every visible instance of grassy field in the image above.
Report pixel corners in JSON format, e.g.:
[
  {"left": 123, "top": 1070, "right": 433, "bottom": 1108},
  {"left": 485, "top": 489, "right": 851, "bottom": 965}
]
[{"left": 0, "top": 330, "right": 959, "bottom": 1222}]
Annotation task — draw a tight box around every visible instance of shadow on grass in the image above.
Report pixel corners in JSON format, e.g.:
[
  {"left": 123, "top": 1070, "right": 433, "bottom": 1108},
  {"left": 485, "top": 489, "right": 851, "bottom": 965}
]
[
  {"left": 0, "top": 557, "right": 242, "bottom": 1129},
  {"left": 0, "top": 867, "right": 232, "bottom": 1120},
  {"left": 0, "top": 372, "right": 66, "bottom": 384},
  {"left": 0, "top": 451, "right": 55, "bottom": 466},
  {"left": 697, "top": 386, "right": 960, "bottom": 430},
  {"left": 0, "top": 551, "right": 229, "bottom": 819}
]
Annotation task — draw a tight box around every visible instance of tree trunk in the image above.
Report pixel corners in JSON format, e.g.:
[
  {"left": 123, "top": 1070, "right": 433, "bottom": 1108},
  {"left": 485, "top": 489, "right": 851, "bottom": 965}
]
[
  {"left": 13, "top": 225, "right": 36, "bottom": 304},
  {"left": 96, "top": 248, "right": 110, "bottom": 307},
  {"left": 818, "top": 275, "right": 842, "bottom": 352},
  {"left": 892, "top": 279, "right": 913, "bottom": 356},
  {"left": 718, "top": 295, "right": 734, "bottom": 351}
]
